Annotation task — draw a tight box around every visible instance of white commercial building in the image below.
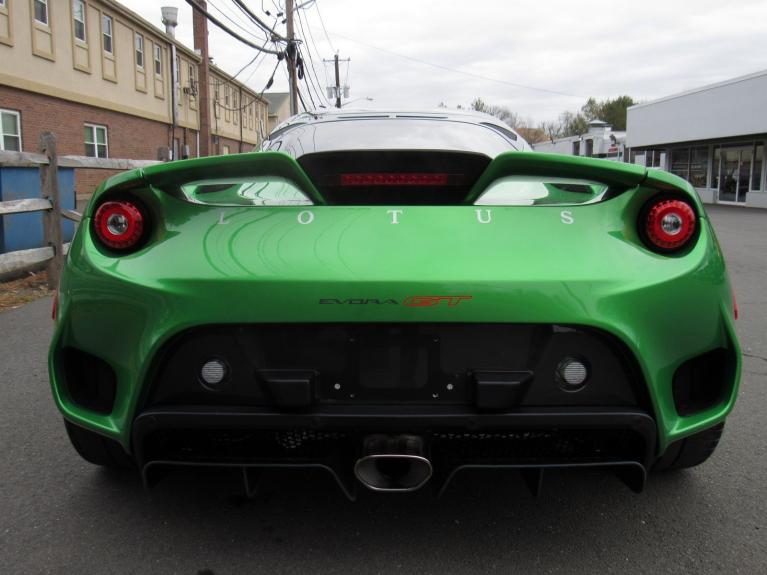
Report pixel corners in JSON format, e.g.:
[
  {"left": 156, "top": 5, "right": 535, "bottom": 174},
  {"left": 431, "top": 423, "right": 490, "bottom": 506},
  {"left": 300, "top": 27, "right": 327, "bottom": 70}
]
[
  {"left": 626, "top": 70, "right": 767, "bottom": 207},
  {"left": 533, "top": 121, "right": 626, "bottom": 161}
]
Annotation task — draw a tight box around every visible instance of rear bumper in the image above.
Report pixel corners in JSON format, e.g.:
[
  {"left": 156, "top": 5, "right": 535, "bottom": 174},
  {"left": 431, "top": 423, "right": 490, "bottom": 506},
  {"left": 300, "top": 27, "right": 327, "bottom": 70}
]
[{"left": 132, "top": 406, "right": 656, "bottom": 498}]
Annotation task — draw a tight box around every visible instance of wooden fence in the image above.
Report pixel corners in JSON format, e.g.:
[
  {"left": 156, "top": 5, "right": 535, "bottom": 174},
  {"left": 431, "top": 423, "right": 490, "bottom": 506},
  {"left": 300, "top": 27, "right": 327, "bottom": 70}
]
[{"left": 0, "top": 132, "right": 159, "bottom": 287}]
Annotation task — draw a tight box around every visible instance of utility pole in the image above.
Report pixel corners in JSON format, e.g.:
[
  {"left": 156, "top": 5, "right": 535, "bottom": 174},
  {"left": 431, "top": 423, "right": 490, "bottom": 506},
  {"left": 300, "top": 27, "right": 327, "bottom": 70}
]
[
  {"left": 334, "top": 53, "right": 341, "bottom": 108},
  {"left": 324, "top": 53, "right": 350, "bottom": 108},
  {"left": 285, "top": 0, "right": 299, "bottom": 115},
  {"left": 192, "top": 0, "right": 211, "bottom": 155}
]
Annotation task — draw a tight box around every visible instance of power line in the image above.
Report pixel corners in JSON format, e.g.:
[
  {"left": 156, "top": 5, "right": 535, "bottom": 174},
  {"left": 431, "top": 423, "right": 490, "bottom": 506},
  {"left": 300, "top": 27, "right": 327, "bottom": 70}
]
[
  {"left": 231, "top": 49, "right": 267, "bottom": 80},
  {"left": 185, "top": 0, "right": 284, "bottom": 55},
  {"left": 240, "top": 16, "right": 284, "bottom": 85},
  {"left": 299, "top": 59, "right": 317, "bottom": 110},
  {"left": 325, "top": 30, "right": 582, "bottom": 98},
  {"left": 295, "top": 6, "right": 329, "bottom": 106},
  {"left": 231, "top": 0, "right": 288, "bottom": 42},
  {"left": 299, "top": 5, "right": 329, "bottom": 87},
  {"left": 313, "top": 1, "right": 335, "bottom": 53},
  {"left": 258, "top": 58, "right": 283, "bottom": 99},
  {"left": 297, "top": 45, "right": 325, "bottom": 108},
  {"left": 207, "top": 0, "right": 269, "bottom": 44},
  {"left": 242, "top": 47, "right": 272, "bottom": 84}
]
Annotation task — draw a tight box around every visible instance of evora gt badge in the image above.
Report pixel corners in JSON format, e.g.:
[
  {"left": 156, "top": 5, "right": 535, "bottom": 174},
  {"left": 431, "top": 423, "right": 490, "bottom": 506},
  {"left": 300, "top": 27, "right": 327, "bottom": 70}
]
[{"left": 319, "top": 296, "right": 473, "bottom": 307}]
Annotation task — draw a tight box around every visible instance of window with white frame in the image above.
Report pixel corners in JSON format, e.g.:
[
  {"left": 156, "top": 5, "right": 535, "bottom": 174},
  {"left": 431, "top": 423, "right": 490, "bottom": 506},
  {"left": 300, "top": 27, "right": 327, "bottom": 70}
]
[
  {"left": 34, "top": 0, "right": 49, "bottom": 25},
  {"left": 188, "top": 64, "right": 197, "bottom": 93},
  {"left": 154, "top": 45, "right": 162, "bottom": 76},
  {"left": 102, "top": 14, "right": 113, "bottom": 53},
  {"left": 1, "top": 109, "right": 22, "bottom": 152},
  {"left": 72, "top": 0, "right": 86, "bottom": 42},
  {"left": 84, "top": 124, "right": 108, "bottom": 158},
  {"left": 135, "top": 33, "right": 144, "bottom": 68}
]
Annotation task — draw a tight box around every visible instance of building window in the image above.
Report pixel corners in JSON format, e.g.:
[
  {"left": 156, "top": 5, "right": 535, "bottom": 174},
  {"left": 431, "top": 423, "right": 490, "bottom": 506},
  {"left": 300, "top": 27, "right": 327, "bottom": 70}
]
[
  {"left": 102, "top": 14, "right": 113, "bottom": 54},
  {"left": 670, "top": 147, "right": 708, "bottom": 187},
  {"left": 0, "top": 109, "right": 22, "bottom": 152},
  {"left": 222, "top": 144, "right": 230, "bottom": 155},
  {"left": 84, "top": 124, "right": 108, "bottom": 158},
  {"left": 188, "top": 64, "right": 197, "bottom": 94},
  {"left": 34, "top": 0, "right": 48, "bottom": 25},
  {"left": 154, "top": 45, "right": 162, "bottom": 76},
  {"left": 135, "top": 33, "right": 144, "bottom": 68},
  {"left": 643, "top": 149, "right": 664, "bottom": 168},
  {"left": 72, "top": 0, "right": 86, "bottom": 42}
]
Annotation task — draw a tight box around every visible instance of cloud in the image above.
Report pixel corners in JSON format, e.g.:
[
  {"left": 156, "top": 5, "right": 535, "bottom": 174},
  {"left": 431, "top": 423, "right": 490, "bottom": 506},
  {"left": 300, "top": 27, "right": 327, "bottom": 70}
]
[{"left": 128, "top": 0, "right": 767, "bottom": 123}]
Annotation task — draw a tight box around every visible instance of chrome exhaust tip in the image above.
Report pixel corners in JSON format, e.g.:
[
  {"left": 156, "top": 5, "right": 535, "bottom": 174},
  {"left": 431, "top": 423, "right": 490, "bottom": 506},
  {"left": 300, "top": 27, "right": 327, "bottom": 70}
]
[{"left": 354, "top": 434, "right": 433, "bottom": 492}]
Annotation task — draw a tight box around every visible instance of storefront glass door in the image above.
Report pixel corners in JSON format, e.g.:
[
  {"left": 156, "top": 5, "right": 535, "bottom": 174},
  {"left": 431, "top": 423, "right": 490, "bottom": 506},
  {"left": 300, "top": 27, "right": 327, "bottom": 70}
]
[{"left": 717, "top": 146, "right": 753, "bottom": 203}]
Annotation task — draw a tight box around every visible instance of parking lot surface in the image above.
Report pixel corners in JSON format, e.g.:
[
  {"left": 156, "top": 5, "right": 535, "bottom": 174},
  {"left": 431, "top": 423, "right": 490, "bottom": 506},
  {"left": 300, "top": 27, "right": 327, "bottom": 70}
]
[{"left": 1, "top": 205, "right": 765, "bottom": 574}]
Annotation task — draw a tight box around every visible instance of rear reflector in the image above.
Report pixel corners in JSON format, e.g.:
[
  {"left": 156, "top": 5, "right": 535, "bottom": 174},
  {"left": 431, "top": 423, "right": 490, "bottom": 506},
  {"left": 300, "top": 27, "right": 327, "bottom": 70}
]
[
  {"left": 93, "top": 200, "right": 145, "bottom": 251},
  {"left": 642, "top": 198, "right": 696, "bottom": 252},
  {"left": 340, "top": 173, "right": 450, "bottom": 186}
]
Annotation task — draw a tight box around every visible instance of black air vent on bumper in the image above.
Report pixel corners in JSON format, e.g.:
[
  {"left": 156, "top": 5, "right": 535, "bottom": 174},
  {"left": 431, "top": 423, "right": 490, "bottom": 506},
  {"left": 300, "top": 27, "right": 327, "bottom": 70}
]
[
  {"left": 62, "top": 347, "right": 117, "bottom": 414},
  {"left": 672, "top": 348, "right": 735, "bottom": 416}
]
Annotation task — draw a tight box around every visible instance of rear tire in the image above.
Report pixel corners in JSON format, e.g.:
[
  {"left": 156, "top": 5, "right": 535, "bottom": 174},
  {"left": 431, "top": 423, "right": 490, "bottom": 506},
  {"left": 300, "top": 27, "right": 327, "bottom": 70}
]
[
  {"left": 65, "top": 420, "right": 134, "bottom": 469},
  {"left": 654, "top": 422, "right": 725, "bottom": 471}
]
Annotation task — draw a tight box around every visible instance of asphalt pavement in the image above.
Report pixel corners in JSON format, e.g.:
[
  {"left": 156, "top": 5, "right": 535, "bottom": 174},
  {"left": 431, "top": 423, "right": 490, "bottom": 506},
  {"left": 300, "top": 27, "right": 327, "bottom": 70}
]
[{"left": 1, "top": 205, "right": 765, "bottom": 574}]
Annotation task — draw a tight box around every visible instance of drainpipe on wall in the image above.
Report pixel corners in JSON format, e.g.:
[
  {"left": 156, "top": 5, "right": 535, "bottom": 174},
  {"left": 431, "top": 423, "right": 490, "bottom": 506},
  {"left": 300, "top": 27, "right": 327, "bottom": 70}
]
[
  {"left": 170, "top": 44, "right": 178, "bottom": 159},
  {"left": 162, "top": 7, "right": 179, "bottom": 160},
  {"left": 239, "top": 86, "right": 244, "bottom": 153}
]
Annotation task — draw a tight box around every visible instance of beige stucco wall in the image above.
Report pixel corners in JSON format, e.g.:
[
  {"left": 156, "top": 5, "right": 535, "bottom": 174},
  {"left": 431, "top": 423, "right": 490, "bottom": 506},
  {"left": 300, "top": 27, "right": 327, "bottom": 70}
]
[
  {"left": 209, "top": 70, "right": 268, "bottom": 147},
  {"left": 0, "top": 0, "right": 202, "bottom": 126},
  {"left": 1, "top": 0, "right": 273, "bottom": 149}
]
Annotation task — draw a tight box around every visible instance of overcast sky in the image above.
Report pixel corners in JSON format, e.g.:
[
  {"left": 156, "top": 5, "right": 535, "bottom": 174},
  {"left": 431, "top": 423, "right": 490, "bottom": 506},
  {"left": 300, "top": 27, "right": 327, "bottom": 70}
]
[{"left": 127, "top": 0, "right": 767, "bottom": 124}]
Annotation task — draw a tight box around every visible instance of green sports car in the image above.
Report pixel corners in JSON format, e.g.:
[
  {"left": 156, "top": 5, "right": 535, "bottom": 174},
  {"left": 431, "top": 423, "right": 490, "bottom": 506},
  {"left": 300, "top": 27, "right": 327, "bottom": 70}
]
[{"left": 49, "top": 110, "right": 740, "bottom": 498}]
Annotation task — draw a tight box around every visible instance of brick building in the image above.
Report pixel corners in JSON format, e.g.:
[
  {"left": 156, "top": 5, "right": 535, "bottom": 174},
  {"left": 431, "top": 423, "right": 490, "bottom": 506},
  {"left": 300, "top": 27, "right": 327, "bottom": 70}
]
[{"left": 0, "top": 0, "right": 269, "bottom": 204}]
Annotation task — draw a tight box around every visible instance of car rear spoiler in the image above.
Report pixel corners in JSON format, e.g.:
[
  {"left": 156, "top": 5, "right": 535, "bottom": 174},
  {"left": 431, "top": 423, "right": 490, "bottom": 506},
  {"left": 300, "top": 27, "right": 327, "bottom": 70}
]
[
  {"left": 86, "top": 152, "right": 326, "bottom": 216},
  {"left": 88, "top": 150, "right": 702, "bottom": 215},
  {"left": 465, "top": 151, "right": 703, "bottom": 209}
]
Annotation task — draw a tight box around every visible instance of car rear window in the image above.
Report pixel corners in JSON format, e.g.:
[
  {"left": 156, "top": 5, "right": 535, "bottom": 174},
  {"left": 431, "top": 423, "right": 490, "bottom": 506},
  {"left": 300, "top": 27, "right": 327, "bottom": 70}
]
[{"left": 265, "top": 118, "right": 520, "bottom": 158}]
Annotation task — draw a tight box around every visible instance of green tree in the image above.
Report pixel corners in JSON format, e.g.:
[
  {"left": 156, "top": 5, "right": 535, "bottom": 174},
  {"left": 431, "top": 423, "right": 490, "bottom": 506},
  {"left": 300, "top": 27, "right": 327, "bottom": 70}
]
[
  {"left": 579, "top": 95, "right": 635, "bottom": 130},
  {"left": 596, "top": 95, "right": 635, "bottom": 130}
]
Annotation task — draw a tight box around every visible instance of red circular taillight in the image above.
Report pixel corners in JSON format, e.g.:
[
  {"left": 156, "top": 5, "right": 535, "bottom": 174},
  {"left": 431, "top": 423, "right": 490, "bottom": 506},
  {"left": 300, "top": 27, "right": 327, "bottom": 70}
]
[
  {"left": 93, "top": 201, "right": 145, "bottom": 250},
  {"left": 643, "top": 198, "right": 696, "bottom": 252}
]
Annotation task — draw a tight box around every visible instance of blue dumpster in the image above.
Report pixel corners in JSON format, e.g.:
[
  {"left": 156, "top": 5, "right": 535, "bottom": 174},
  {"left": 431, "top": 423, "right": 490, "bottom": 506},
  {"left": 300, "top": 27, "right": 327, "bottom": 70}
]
[{"left": 0, "top": 167, "right": 76, "bottom": 254}]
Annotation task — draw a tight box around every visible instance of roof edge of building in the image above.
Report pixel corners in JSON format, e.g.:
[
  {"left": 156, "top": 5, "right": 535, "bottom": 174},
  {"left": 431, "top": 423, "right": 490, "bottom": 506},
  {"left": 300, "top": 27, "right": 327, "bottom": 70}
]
[{"left": 628, "top": 68, "right": 767, "bottom": 111}]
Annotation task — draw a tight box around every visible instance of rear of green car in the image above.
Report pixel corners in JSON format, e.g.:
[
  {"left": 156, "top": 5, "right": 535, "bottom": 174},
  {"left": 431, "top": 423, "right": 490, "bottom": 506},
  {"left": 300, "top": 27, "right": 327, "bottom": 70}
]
[{"left": 49, "top": 114, "right": 740, "bottom": 497}]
